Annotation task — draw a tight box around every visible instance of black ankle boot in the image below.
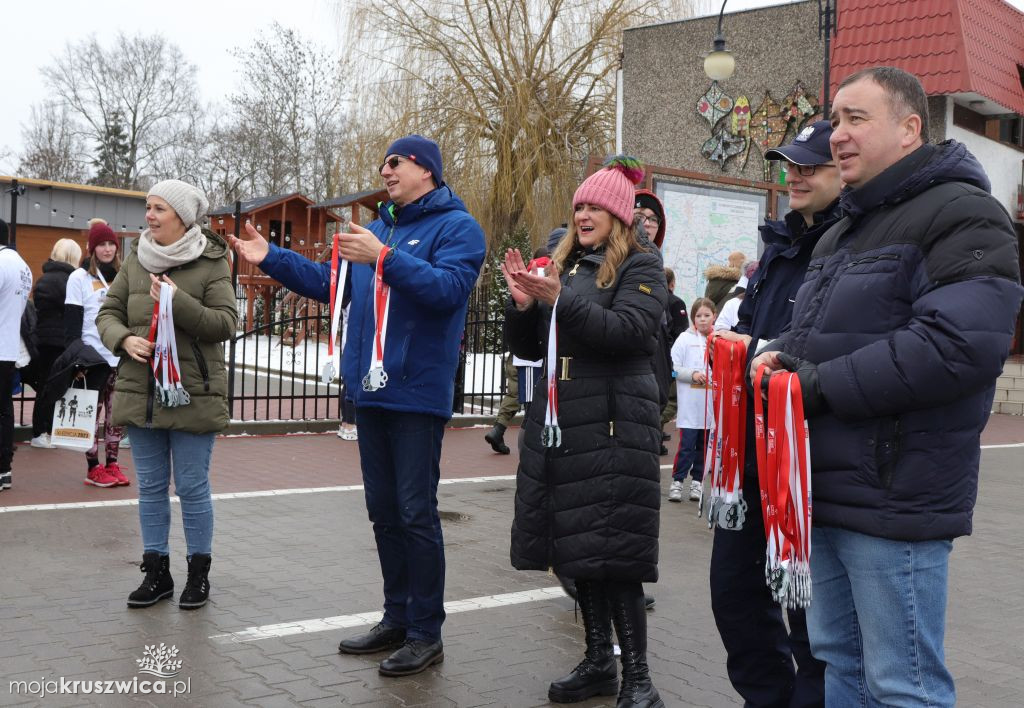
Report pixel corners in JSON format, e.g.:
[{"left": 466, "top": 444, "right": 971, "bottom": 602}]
[
  {"left": 127, "top": 552, "right": 173, "bottom": 608},
  {"left": 179, "top": 554, "right": 211, "bottom": 610},
  {"left": 608, "top": 581, "right": 664, "bottom": 708},
  {"left": 548, "top": 580, "right": 619, "bottom": 703},
  {"left": 484, "top": 423, "right": 510, "bottom": 454}
]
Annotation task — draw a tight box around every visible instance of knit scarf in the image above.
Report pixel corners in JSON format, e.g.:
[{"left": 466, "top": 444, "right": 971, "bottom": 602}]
[{"left": 137, "top": 225, "right": 207, "bottom": 273}]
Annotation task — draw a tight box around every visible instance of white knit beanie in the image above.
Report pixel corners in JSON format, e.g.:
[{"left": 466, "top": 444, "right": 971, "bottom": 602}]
[{"left": 147, "top": 180, "right": 209, "bottom": 228}]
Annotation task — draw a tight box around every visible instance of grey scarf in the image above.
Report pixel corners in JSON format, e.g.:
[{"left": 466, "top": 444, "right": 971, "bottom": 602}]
[{"left": 137, "top": 224, "right": 207, "bottom": 273}]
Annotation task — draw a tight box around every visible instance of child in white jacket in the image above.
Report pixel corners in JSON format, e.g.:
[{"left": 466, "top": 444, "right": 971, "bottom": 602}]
[{"left": 668, "top": 298, "right": 717, "bottom": 502}]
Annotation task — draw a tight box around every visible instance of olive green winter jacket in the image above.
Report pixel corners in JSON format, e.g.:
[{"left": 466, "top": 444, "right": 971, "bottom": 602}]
[{"left": 97, "top": 230, "right": 237, "bottom": 433}]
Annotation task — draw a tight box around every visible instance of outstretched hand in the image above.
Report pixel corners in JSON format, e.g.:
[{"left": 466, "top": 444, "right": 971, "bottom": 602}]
[
  {"left": 500, "top": 249, "right": 535, "bottom": 310},
  {"left": 229, "top": 222, "right": 270, "bottom": 266},
  {"left": 337, "top": 222, "right": 386, "bottom": 264}
]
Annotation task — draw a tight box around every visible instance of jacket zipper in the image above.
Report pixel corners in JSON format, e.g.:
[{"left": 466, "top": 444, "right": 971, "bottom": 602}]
[
  {"left": 844, "top": 253, "right": 900, "bottom": 269},
  {"left": 145, "top": 370, "right": 155, "bottom": 428},
  {"left": 191, "top": 341, "right": 210, "bottom": 392}
]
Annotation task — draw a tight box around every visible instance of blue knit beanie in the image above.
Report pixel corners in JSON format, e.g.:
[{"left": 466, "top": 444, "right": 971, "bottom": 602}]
[{"left": 385, "top": 134, "right": 443, "bottom": 187}]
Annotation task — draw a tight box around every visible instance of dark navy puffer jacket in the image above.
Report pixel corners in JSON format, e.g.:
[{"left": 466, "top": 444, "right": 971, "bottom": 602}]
[
  {"left": 773, "top": 141, "right": 1023, "bottom": 541},
  {"left": 506, "top": 246, "right": 667, "bottom": 582}
]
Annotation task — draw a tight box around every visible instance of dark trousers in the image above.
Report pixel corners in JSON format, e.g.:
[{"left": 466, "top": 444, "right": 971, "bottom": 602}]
[
  {"left": 339, "top": 379, "right": 357, "bottom": 425},
  {"left": 356, "top": 406, "right": 447, "bottom": 642},
  {"left": 710, "top": 472, "right": 825, "bottom": 708},
  {"left": 0, "top": 362, "right": 15, "bottom": 473},
  {"left": 672, "top": 427, "right": 706, "bottom": 482},
  {"left": 30, "top": 344, "right": 65, "bottom": 437}
]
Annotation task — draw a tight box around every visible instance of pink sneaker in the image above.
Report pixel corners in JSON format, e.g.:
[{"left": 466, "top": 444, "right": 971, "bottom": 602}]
[
  {"left": 106, "top": 462, "right": 130, "bottom": 486},
  {"left": 84, "top": 464, "right": 118, "bottom": 488}
]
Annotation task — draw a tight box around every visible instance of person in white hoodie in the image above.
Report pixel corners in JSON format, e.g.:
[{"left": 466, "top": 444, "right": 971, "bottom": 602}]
[
  {"left": 668, "top": 298, "right": 717, "bottom": 503},
  {"left": 0, "top": 219, "right": 33, "bottom": 492}
]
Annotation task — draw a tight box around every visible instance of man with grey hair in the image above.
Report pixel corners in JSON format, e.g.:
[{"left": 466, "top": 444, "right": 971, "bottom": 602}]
[{"left": 752, "top": 66, "right": 1022, "bottom": 706}]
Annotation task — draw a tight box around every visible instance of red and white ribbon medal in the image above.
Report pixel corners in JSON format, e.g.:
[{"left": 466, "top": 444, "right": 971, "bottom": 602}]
[
  {"left": 702, "top": 336, "right": 748, "bottom": 530},
  {"left": 149, "top": 282, "right": 189, "bottom": 408},
  {"left": 541, "top": 296, "right": 561, "bottom": 448},
  {"left": 362, "top": 246, "right": 391, "bottom": 392},
  {"left": 754, "top": 366, "right": 812, "bottom": 609},
  {"left": 322, "top": 234, "right": 349, "bottom": 385}
]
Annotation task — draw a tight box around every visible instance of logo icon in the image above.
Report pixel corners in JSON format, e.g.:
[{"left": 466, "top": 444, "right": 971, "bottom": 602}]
[
  {"left": 407, "top": 239, "right": 420, "bottom": 246},
  {"left": 135, "top": 644, "right": 183, "bottom": 678},
  {"left": 795, "top": 125, "right": 815, "bottom": 142}
]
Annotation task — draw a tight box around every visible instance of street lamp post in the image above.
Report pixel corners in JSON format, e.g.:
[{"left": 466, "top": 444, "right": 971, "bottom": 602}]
[
  {"left": 704, "top": 0, "right": 839, "bottom": 117},
  {"left": 703, "top": 0, "right": 735, "bottom": 82}
]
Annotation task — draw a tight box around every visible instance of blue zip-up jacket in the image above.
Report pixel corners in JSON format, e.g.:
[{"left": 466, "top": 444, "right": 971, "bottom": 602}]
[
  {"left": 259, "top": 185, "right": 486, "bottom": 419},
  {"left": 773, "top": 141, "right": 1023, "bottom": 541},
  {"left": 736, "top": 201, "right": 842, "bottom": 351}
]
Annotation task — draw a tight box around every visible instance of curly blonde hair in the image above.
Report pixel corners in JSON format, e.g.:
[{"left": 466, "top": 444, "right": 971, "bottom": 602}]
[{"left": 551, "top": 216, "right": 647, "bottom": 289}]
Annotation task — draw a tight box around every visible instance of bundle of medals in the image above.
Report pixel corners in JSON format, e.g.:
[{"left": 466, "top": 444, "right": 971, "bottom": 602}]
[
  {"left": 701, "top": 336, "right": 748, "bottom": 530},
  {"left": 541, "top": 295, "right": 561, "bottom": 448},
  {"left": 362, "top": 246, "right": 391, "bottom": 392},
  {"left": 321, "top": 233, "right": 349, "bottom": 385},
  {"left": 753, "top": 365, "right": 812, "bottom": 609},
  {"left": 148, "top": 281, "right": 190, "bottom": 408}
]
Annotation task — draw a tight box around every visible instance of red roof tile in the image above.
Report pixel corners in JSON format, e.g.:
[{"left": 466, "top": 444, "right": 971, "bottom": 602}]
[{"left": 830, "top": 0, "right": 1024, "bottom": 114}]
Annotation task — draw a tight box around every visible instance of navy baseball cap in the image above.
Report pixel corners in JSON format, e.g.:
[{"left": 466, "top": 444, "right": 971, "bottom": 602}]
[{"left": 764, "top": 120, "right": 834, "bottom": 165}]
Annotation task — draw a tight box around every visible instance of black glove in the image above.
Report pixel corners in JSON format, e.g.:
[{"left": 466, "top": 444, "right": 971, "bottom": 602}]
[{"left": 776, "top": 353, "right": 829, "bottom": 418}]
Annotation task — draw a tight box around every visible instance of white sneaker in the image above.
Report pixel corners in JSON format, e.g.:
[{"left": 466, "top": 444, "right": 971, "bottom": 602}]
[
  {"left": 689, "top": 479, "right": 702, "bottom": 501},
  {"left": 119, "top": 434, "right": 130, "bottom": 449},
  {"left": 337, "top": 425, "right": 358, "bottom": 441},
  {"left": 668, "top": 480, "right": 685, "bottom": 502},
  {"left": 30, "top": 434, "right": 56, "bottom": 449}
]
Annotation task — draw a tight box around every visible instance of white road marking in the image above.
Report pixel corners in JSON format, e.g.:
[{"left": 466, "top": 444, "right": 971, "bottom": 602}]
[
  {"left": 209, "top": 586, "right": 566, "bottom": 643},
  {"left": 0, "top": 475, "right": 516, "bottom": 514}
]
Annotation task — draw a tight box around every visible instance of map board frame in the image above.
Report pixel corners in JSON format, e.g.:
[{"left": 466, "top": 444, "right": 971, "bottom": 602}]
[{"left": 655, "top": 179, "right": 767, "bottom": 309}]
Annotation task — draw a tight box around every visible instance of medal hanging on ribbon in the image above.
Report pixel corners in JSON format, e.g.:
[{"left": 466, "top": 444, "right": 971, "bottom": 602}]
[
  {"left": 702, "top": 336, "right": 748, "bottom": 530},
  {"left": 541, "top": 296, "right": 561, "bottom": 448},
  {"left": 362, "top": 246, "right": 391, "bottom": 392},
  {"left": 148, "top": 281, "right": 190, "bottom": 408},
  {"left": 753, "top": 365, "right": 812, "bottom": 609},
  {"left": 322, "top": 234, "right": 349, "bottom": 385}
]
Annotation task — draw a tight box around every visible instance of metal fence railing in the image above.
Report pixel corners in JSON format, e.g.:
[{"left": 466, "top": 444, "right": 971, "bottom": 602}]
[{"left": 14, "top": 283, "right": 508, "bottom": 428}]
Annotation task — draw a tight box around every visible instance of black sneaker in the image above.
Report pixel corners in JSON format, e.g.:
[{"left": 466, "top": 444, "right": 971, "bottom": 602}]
[
  {"left": 0, "top": 471, "right": 11, "bottom": 491},
  {"left": 127, "top": 552, "right": 174, "bottom": 608}
]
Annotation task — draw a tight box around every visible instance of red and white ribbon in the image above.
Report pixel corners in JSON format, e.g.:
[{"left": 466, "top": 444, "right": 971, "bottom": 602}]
[
  {"left": 754, "top": 366, "right": 812, "bottom": 608},
  {"left": 362, "top": 246, "right": 391, "bottom": 392},
  {"left": 322, "top": 234, "right": 349, "bottom": 384},
  {"left": 541, "top": 296, "right": 561, "bottom": 448},
  {"left": 148, "top": 282, "right": 189, "bottom": 408},
  {"left": 702, "top": 336, "right": 748, "bottom": 529}
]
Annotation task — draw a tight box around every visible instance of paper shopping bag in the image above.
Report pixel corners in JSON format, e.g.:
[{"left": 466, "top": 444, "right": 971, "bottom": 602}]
[{"left": 51, "top": 381, "right": 99, "bottom": 450}]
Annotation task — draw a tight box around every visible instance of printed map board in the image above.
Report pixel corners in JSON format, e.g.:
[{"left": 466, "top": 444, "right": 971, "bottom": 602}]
[{"left": 656, "top": 180, "right": 765, "bottom": 310}]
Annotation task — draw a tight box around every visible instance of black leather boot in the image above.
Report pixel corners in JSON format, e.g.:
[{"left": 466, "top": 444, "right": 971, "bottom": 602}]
[
  {"left": 548, "top": 580, "right": 619, "bottom": 703},
  {"left": 127, "top": 552, "right": 174, "bottom": 608},
  {"left": 484, "top": 423, "right": 510, "bottom": 454},
  {"left": 179, "top": 554, "right": 211, "bottom": 609},
  {"left": 608, "top": 581, "right": 665, "bottom": 708}
]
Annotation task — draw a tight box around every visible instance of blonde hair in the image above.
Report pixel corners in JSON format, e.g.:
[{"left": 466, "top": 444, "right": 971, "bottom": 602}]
[
  {"left": 552, "top": 217, "right": 646, "bottom": 289},
  {"left": 50, "top": 238, "right": 83, "bottom": 266}
]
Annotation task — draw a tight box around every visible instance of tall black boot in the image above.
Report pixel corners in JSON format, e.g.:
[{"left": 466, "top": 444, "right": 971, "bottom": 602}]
[
  {"left": 548, "top": 580, "right": 619, "bottom": 703},
  {"left": 127, "top": 552, "right": 174, "bottom": 608},
  {"left": 608, "top": 581, "right": 665, "bottom": 708},
  {"left": 484, "top": 423, "right": 510, "bottom": 454}
]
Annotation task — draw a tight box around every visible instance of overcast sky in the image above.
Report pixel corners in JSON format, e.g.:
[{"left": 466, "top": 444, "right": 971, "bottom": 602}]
[{"left": 4, "top": 0, "right": 1023, "bottom": 174}]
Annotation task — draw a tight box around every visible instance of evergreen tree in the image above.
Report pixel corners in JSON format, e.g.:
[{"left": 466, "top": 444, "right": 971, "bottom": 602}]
[{"left": 91, "top": 112, "right": 132, "bottom": 188}]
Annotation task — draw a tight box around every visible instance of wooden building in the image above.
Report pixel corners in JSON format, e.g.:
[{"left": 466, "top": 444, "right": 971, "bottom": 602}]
[{"left": 0, "top": 176, "right": 145, "bottom": 282}]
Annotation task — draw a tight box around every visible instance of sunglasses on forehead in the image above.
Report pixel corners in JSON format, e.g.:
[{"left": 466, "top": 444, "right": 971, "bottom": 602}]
[{"left": 378, "top": 156, "right": 407, "bottom": 174}]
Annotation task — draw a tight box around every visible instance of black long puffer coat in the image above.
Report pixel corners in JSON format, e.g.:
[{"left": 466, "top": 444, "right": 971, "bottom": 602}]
[{"left": 506, "top": 245, "right": 668, "bottom": 582}]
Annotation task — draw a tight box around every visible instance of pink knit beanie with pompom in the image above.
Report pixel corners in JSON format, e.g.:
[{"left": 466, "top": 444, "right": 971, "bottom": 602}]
[{"left": 572, "top": 156, "right": 645, "bottom": 226}]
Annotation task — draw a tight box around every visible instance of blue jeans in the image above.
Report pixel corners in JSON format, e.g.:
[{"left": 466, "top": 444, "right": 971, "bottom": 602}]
[
  {"left": 807, "top": 526, "right": 955, "bottom": 707},
  {"left": 127, "top": 426, "right": 216, "bottom": 557},
  {"left": 672, "top": 427, "right": 706, "bottom": 482},
  {"left": 357, "top": 407, "right": 446, "bottom": 643}
]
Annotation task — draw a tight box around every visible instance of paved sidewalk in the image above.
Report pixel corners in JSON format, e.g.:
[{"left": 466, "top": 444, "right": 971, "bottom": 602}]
[{"left": 1, "top": 417, "right": 1023, "bottom": 706}]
